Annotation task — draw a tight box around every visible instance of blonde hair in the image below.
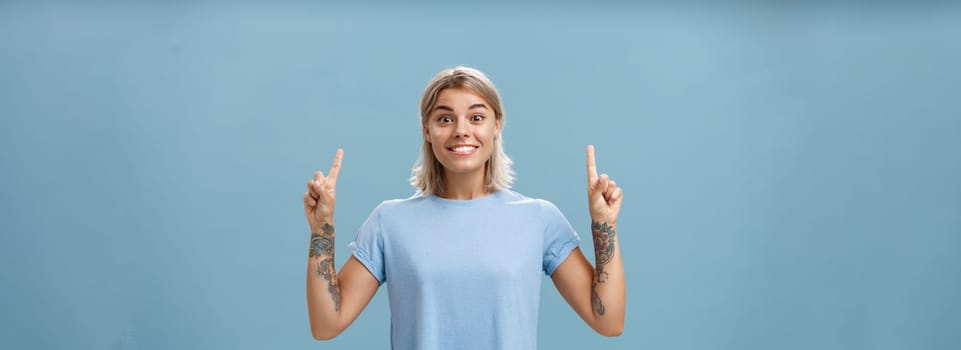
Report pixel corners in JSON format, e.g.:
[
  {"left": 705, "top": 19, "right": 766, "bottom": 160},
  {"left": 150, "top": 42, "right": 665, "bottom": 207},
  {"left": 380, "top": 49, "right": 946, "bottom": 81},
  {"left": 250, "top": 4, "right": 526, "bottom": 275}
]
[{"left": 410, "top": 66, "right": 514, "bottom": 195}]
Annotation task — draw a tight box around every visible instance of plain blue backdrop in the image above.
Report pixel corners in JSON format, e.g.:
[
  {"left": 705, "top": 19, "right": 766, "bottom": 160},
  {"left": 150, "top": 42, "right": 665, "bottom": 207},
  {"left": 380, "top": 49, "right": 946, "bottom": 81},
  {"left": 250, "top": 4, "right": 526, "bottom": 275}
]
[{"left": 1, "top": 1, "right": 959, "bottom": 349}]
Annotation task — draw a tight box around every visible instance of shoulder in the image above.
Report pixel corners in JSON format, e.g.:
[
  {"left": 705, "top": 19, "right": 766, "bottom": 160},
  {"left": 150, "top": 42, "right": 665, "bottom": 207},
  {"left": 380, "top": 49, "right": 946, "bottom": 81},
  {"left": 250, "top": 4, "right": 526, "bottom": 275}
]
[
  {"left": 499, "top": 190, "right": 576, "bottom": 239},
  {"left": 369, "top": 192, "right": 430, "bottom": 215},
  {"left": 498, "top": 189, "right": 562, "bottom": 214}
]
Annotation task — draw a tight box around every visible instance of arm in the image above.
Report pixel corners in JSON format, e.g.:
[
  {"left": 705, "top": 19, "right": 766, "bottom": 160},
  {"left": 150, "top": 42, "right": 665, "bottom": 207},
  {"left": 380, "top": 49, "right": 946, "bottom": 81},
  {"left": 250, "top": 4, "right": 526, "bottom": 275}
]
[
  {"left": 305, "top": 220, "right": 380, "bottom": 340},
  {"left": 303, "top": 149, "right": 381, "bottom": 340},
  {"left": 551, "top": 145, "right": 625, "bottom": 336},
  {"left": 551, "top": 234, "right": 624, "bottom": 336}
]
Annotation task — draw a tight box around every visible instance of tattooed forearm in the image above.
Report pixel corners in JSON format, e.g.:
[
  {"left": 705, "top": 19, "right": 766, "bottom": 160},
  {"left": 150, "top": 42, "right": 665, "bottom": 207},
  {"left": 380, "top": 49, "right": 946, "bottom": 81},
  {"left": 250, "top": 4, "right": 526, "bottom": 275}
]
[
  {"left": 591, "top": 221, "right": 617, "bottom": 316},
  {"left": 591, "top": 286, "right": 606, "bottom": 316},
  {"left": 309, "top": 222, "right": 340, "bottom": 312},
  {"left": 309, "top": 223, "right": 335, "bottom": 257},
  {"left": 317, "top": 257, "right": 341, "bottom": 311}
]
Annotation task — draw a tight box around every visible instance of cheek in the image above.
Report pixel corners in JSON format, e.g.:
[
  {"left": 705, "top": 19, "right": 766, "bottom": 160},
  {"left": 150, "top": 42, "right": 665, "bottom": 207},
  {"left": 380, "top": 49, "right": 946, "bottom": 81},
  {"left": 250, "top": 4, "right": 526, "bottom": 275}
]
[
  {"left": 428, "top": 130, "right": 448, "bottom": 154},
  {"left": 429, "top": 137, "right": 444, "bottom": 153},
  {"left": 478, "top": 126, "right": 497, "bottom": 141},
  {"left": 426, "top": 126, "right": 442, "bottom": 143}
]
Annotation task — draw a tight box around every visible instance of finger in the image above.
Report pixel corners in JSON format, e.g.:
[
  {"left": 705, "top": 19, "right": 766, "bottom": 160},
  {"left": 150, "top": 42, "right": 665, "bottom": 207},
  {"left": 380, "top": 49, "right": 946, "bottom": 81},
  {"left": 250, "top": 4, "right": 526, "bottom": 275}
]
[
  {"left": 605, "top": 179, "right": 618, "bottom": 196},
  {"left": 313, "top": 171, "right": 326, "bottom": 191},
  {"left": 595, "top": 173, "right": 609, "bottom": 192},
  {"left": 326, "top": 149, "right": 344, "bottom": 186},
  {"left": 307, "top": 181, "right": 320, "bottom": 199},
  {"left": 587, "top": 145, "right": 598, "bottom": 186},
  {"left": 609, "top": 187, "right": 623, "bottom": 203},
  {"left": 304, "top": 192, "right": 317, "bottom": 207},
  {"left": 610, "top": 188, "right": 623, "bottom": 211}
]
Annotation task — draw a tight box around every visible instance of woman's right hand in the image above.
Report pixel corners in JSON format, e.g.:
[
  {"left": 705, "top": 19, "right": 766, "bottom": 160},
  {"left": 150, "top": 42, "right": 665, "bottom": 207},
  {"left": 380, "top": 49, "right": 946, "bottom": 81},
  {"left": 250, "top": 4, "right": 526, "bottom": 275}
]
[{"left": 304, "top": 149, "right": 343, "bottom": 231}]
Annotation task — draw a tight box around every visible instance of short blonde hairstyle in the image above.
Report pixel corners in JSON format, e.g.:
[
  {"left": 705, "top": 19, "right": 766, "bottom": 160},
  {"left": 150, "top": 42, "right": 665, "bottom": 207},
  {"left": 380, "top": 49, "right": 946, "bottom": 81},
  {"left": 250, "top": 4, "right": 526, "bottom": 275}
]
[{"left": 410, "top": 66, "right": 514, "bottom": 195}]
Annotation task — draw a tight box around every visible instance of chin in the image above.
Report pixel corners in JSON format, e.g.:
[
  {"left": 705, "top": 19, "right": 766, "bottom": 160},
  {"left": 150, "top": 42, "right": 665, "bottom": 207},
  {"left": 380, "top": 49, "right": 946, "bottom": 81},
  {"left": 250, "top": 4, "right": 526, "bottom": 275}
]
[
  {"left": 443, "top": 164, "right": 483, "bottom": 174},
  {"left": 439, "top": 160, "right": 486, "bottom": 174}
]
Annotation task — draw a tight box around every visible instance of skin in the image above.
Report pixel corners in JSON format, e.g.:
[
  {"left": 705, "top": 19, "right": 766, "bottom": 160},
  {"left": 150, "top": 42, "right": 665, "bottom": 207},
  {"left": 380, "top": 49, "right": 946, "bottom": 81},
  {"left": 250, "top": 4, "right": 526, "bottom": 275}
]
[
  {"left": 304, "top": 88, "right": 625, "bottom": 340},
  {"left": 424, "top": 88, "right": 501, "bottom": 200}
]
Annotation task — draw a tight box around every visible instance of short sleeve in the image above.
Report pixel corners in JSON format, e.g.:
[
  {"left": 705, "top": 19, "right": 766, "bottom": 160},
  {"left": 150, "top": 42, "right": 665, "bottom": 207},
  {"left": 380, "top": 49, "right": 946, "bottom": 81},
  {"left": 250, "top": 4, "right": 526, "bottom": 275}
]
[
  {"left": 349, "top": 203, "right": 387, "bottom": 284},
  {"left": 540, "top": 200, "right": 581, "bottom": 276}
]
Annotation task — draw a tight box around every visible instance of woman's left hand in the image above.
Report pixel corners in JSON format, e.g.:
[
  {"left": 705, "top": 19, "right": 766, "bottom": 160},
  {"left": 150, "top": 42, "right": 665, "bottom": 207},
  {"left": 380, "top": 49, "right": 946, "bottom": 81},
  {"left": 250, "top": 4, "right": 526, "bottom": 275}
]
[{"left": 586, "top": 145, "right": 623, "bottom": 225}]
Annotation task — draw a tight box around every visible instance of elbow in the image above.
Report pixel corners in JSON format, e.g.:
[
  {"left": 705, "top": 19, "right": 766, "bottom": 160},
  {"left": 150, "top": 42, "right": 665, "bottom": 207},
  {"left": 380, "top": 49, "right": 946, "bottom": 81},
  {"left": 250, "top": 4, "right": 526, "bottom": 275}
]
[
  {"left": 311, "top": 329, "right": 339, "bottom": 341},
  {"left": 312, "top": 334, "right": 334, "bottom": 341},
  {"left": 598, "top": 325, "right": 623, "bottom": 337},
  {"left": 310, "top": 323, "right": 344, "bottom": 341},
  {"left": 592, "top": 321, "right": 624, "bottom": 337}
]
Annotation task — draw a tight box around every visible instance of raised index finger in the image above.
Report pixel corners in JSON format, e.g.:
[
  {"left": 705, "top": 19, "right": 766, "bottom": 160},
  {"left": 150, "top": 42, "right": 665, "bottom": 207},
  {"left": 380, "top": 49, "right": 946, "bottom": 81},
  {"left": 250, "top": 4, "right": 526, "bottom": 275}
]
[
  {"left": 326, "top": 148, "right": 344, "bottom": 186},
  {"left": 587, "top": 145, "right": 598, "bottom": 185}
]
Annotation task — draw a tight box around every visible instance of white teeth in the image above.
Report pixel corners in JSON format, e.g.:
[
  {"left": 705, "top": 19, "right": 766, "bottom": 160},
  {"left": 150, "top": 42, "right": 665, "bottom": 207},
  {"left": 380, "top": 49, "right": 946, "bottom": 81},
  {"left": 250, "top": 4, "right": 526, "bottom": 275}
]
[{"left": 451, "top": 146, "right": 476, "bottom": 153}]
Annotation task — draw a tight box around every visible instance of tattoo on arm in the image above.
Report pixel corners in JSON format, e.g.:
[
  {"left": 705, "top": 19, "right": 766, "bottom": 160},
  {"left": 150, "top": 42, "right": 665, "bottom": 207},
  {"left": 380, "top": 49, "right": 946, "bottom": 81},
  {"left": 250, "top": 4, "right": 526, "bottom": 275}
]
[
  {"left": 309, "top": 223, "right": 341, "bottom": 312},
  {"left": 591, "top": 221, "right": 617, "bottom": 316}
]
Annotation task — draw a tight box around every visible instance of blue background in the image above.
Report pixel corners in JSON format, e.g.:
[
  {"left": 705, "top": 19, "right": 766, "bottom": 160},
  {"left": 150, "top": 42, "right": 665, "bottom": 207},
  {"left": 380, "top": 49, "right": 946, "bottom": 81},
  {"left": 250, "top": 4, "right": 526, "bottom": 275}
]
[{"left": 2, "top": 1, "right": 959, "bottom": 349}]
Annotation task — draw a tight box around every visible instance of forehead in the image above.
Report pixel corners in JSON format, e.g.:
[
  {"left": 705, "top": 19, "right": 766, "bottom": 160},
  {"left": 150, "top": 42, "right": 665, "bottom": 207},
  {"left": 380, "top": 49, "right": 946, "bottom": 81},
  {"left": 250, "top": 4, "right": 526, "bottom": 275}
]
[{"left": 433, "top": 88, "right": 490, "bottom": 109}]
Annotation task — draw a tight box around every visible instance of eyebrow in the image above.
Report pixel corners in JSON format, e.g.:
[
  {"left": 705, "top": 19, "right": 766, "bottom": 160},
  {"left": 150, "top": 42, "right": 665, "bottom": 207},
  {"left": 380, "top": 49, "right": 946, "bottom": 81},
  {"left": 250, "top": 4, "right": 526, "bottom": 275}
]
[{"left": 432, "top": 104, "right": 489, "bottom": 113}]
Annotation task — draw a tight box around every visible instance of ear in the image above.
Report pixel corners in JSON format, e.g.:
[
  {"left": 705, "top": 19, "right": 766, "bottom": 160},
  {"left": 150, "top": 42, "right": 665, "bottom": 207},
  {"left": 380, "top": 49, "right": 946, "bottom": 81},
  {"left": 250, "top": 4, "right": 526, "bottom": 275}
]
[
  {"left": 423, "top": 124, "right": 431, "bottom": 143},
  {"left": 495, "top": 118, "right": 502, "bottom": 138}
]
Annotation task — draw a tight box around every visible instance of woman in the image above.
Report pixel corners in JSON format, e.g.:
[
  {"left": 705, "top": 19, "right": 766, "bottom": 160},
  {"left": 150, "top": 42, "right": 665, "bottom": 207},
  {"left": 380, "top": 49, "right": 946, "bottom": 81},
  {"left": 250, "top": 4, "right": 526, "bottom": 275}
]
[{"left": 304, "top": 66, "right": 624, "bottom": 349}]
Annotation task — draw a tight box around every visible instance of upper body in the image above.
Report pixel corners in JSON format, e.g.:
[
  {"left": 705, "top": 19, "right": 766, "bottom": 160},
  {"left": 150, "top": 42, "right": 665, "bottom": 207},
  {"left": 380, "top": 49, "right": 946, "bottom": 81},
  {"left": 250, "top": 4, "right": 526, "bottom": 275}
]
[
  {"left": 303, "top": 66, "right": 626, "bottom": 348},
  {"left": 350, "top": 189, "right": 579, "bottom": 349}
]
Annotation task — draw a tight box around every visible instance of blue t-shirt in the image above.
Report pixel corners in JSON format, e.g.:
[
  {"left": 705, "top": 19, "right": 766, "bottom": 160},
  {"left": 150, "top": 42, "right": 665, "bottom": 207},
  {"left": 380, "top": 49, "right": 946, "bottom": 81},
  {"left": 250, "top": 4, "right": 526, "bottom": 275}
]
[{"left": 349, "top": 189, "right": 581, "bottom": 350}]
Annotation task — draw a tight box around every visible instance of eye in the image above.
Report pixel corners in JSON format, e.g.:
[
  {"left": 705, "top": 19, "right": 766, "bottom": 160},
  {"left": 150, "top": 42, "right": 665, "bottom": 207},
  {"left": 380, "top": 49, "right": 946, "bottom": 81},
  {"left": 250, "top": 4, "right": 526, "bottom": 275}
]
[
  {"left": 438, "top": 116, "right": 452, "bottom": 123},
  {"left": 471, "top": 115, "right": 485, "bottom": 122}
]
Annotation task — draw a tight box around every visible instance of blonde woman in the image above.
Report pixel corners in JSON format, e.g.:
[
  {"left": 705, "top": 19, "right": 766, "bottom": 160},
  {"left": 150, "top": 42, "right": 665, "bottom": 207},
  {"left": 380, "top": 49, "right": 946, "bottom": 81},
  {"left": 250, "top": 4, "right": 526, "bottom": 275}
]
[{"left": 304, "top": 66, "right": 625, "bottom": 349}]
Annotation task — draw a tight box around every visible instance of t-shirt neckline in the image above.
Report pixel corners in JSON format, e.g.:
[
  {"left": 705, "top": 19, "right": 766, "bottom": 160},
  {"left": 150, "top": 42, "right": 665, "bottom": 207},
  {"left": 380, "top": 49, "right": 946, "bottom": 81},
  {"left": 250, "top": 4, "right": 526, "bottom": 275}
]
[{"left": 426, "top": 189, "right": 505, "bottom": 206}]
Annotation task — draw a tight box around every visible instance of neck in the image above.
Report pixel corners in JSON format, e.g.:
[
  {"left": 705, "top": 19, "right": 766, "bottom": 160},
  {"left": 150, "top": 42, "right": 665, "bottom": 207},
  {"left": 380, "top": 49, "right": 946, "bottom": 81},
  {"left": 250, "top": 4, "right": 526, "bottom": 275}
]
[{"left": 439, "top": 168, "right": 489, "bottom": 200}]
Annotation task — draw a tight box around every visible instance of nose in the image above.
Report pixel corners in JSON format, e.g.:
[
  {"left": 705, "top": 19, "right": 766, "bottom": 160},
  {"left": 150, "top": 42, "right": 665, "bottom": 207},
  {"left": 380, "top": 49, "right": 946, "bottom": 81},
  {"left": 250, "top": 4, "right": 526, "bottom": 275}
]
[{"left": 454, "top": 120, "right": 470, "bottom": 138}]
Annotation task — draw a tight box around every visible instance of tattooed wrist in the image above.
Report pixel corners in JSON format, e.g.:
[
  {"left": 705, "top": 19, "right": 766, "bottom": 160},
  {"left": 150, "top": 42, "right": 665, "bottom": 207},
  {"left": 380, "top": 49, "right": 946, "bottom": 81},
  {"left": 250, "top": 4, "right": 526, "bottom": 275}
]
[
  {"left": 591, "top": 221, "right": 616, "bottom": 265},
  {"left": 309, "top": 223, "right": 335, "bottom": 257},
  {"left": 310, "top": 217, "right": 333, "bottom": 232}
]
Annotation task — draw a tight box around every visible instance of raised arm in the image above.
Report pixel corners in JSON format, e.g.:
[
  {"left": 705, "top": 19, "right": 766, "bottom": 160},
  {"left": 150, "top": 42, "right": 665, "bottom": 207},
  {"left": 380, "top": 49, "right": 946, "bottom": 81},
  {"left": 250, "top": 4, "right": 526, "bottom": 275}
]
[
  {"left": 551, "top": 145, "right": 625, "bottom": 336},
  {"left": 303, "top": 149, "right": 380, "bottom": 340}
]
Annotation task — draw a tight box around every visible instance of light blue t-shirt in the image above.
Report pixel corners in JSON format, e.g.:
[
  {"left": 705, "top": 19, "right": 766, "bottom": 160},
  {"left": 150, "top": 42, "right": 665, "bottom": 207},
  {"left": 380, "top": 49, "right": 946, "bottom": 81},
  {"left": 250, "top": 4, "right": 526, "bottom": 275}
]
[{"left": 349, "top": 189, "right": 581, "bottom": 350}]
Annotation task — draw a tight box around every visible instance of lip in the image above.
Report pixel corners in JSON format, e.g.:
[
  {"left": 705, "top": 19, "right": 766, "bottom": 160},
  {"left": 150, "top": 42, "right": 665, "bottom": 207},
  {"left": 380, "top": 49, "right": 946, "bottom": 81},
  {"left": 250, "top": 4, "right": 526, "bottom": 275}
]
[{"left": 446, "top": 144, "right": 479, "bottom": 156}]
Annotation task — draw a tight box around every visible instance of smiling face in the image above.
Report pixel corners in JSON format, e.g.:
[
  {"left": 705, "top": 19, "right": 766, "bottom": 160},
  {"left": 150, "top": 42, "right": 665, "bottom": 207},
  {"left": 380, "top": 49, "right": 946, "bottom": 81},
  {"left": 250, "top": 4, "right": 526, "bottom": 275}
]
[{"left": 424, "top": 88, "right": 502, "bottom": 180}]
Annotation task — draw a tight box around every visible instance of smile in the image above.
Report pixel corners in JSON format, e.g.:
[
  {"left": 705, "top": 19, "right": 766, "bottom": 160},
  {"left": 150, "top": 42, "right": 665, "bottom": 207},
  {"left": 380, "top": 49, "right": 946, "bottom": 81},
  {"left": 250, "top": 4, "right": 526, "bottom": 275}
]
[{"left": 446, "top": 145, "right": 479, "bottom": 155}]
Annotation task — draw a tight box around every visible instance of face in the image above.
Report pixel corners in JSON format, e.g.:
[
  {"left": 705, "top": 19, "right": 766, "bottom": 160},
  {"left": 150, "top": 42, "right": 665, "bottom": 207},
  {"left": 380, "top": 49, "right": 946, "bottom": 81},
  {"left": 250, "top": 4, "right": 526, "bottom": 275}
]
[{"left": 424, "top": 88, "right": 502, "bottom": 179}]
